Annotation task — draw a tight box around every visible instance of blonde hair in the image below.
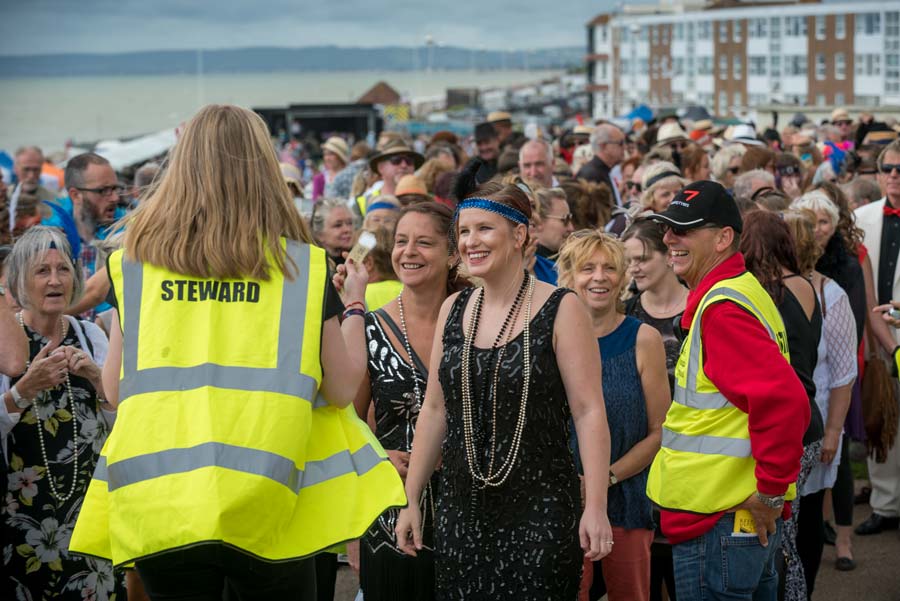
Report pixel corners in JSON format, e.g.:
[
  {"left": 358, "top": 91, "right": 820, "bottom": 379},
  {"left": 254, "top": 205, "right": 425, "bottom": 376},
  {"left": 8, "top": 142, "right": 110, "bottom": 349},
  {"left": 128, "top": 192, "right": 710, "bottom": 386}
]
[
  {"left": 556, "top": 229, "right": 627, "bottom": 312},
  {"left": 782, "top": 209, "right": 822, "bottom": 275},
  {"left": 123, "top": 104, "right": 312, "bottom": 281}
]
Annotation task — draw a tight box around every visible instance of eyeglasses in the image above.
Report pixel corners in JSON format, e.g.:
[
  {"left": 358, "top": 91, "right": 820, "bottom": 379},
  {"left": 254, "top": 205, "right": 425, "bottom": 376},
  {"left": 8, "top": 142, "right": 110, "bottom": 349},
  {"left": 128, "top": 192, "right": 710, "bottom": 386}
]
[
  {"left": 388, "top": 155, "right": 414, "bottom": 166},
  {"left": 625, "top": 181, "right": 642, "bottom": 192},
  {"left": 727, "top": 166, "right": 740, "bottom": 175},
  {"left": 76, "top": 185, "right": 123, "bottom": 197},
  {"left": 834, "top": 120, "right": 852, "bottom": 126},
  {"left": 880, "top": 163, "right": 900, "bottom": 175},
  {"left": 603, "top": 140, "right": 626, "bottom": 147},
  {"left": 545, "top": 213, "right": 573, "bottom": 225}
]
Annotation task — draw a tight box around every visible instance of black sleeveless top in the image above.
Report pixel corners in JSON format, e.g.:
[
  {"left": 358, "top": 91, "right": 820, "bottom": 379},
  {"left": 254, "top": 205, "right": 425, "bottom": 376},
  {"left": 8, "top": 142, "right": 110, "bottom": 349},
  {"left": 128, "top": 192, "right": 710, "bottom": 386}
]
[
  {"left": 778, "top": 277, "right": 825, "bottom": 446},
  {"left": 434, "top": 286, "right": 581, "bottom": 600}
]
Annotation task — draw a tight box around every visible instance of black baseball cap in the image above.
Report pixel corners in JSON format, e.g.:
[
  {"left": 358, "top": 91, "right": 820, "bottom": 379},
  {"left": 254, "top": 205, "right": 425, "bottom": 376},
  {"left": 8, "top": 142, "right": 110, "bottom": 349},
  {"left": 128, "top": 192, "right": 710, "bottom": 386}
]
[{"left": 648, "top": 180, "right": 743, "bottom": 233}]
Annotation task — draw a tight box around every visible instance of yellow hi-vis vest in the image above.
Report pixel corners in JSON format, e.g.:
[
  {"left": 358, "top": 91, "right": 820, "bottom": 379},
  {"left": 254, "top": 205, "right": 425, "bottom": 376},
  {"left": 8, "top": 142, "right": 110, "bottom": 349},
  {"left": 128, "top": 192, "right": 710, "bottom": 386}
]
[
  {"left": 646, "top": 272, "right": 797, "bottom": 514},
  {"left": 70, "top": 240, "right": 405, "bottom": 566},
  {"left": 365, "top": 279, "right": 404, "bottom": 311}
]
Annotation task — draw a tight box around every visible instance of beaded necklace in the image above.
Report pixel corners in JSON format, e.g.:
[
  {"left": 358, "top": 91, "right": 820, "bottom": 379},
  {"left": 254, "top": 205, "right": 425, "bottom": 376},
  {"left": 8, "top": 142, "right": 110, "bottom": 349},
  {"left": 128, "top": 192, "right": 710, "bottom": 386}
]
[
  {"left": 461, "top": 272, "right": 535, "bottom": 489},
  {"left": 16, "top": 312, "right": 80, "bottom": 503}
]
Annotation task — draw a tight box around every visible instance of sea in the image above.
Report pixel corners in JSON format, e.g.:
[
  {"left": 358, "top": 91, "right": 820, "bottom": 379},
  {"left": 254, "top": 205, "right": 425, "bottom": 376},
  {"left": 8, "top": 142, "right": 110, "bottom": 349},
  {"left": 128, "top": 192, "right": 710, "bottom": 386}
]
[{"left": 0, "top": 69, "right": 563, "bottom": 155}]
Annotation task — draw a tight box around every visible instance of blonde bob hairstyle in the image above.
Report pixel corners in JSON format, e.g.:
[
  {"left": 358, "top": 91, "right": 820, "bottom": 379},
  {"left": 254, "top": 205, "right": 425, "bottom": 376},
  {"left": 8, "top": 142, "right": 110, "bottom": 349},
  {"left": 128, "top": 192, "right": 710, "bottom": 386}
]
[
  {"left": 7, "top": 226, "right": 84, "bottom": 310},
  {"left": 555, "top": 229, "right": 627, "bottom": 312},
  {"left": 123, "top": 104, "right": 313, "bottom": 281}
]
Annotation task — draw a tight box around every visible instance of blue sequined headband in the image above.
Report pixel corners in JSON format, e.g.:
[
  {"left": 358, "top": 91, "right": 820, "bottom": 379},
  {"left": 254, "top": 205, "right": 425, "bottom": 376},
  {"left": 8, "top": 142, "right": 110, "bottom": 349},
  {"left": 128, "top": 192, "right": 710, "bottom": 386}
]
[{"left": 454, "top": 197, "right": 529, "bottom": 226}]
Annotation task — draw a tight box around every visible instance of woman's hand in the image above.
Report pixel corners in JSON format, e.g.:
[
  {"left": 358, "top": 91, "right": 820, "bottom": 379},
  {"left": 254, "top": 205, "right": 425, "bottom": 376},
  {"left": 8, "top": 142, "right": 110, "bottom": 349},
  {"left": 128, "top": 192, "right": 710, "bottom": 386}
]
[
  {"left": 579, "top": 504, "right": 613, "bottom": 561},
  {"left": 64, "top": 346, "right": 102, "bottom": 386},
  {"left": 395, "top": 503, "right": 423, "bottom": 557},
  {"left": 333, "top": 255, "right": 369, "bottom": 306},
  {"left": 387, "top": 450, "right": 410, "bottom": 480},
  {"left": 873, "top": 301, "right": 900, "bottom": 328},
  {"left": 821, "top": 429, "right": 841, "bottom": 465},
  {"left": 16, "top": 343, "right": 68, "bottom": 399}
]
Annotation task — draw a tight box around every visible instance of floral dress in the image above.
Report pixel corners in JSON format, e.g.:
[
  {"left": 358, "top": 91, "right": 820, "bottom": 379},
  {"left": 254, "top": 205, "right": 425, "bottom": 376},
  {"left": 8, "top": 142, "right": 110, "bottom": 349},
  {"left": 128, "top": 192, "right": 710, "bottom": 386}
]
[{"left": 2, "top": 321, "right": 124, "bottom": 600}]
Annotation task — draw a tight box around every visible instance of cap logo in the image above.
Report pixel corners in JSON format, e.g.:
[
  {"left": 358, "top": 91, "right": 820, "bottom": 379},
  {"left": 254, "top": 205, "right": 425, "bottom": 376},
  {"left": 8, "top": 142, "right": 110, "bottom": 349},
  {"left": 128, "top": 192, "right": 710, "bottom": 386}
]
[{"left": 683, "top": 189, "right": 700, "bottom": 202}]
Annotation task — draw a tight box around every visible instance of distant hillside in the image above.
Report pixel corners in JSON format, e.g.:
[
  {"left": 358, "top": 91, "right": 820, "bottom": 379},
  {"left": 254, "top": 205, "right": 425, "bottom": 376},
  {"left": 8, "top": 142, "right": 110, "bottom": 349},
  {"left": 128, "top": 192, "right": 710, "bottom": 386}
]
[{"left": 0, "top": 45, "right": 583, "bottom": 77}]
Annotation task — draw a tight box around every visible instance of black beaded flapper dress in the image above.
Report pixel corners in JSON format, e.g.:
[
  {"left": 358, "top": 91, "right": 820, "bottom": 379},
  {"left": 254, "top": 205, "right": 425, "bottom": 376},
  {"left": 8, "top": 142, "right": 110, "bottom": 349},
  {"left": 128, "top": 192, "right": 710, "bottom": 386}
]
[
  {"left": 359, "top": 310, "right": 437, "bottom": 601},
  {"left": 435, "top": 287, "right": 581, "bottom": 600}
]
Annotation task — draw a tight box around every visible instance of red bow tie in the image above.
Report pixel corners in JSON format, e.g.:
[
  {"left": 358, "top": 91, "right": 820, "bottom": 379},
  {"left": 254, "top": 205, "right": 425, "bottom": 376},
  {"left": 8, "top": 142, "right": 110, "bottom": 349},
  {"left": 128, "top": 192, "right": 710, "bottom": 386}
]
[{"left": 884, "top": 205, "right": 900, "bottom": 218}]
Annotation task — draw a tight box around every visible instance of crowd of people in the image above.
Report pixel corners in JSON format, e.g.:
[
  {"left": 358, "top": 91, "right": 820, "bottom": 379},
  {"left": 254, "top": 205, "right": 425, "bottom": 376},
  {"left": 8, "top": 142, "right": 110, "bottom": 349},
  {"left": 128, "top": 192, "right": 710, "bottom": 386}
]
[{"left": 1, "top": 102, "right": 900, "bottom": 601}]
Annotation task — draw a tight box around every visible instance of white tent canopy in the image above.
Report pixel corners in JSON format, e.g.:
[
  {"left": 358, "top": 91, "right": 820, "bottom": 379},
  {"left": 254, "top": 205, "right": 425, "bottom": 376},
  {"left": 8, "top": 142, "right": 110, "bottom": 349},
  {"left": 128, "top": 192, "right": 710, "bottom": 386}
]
[{"left": 91, "top": 129, "right": 176, "bottom": 171}]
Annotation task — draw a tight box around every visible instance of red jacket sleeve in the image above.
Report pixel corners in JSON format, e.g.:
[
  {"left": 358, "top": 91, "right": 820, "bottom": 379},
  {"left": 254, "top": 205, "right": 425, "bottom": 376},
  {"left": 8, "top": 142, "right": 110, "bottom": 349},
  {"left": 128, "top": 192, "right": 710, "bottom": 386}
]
[{"left": 700, "top": 301, "right": 810, "bottom": 496}]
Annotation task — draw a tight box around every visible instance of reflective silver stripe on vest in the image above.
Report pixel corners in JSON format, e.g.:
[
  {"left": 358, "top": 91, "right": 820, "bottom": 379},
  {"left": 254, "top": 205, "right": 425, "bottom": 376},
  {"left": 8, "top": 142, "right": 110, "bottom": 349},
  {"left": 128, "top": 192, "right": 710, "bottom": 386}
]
[
  {"left": 678, "top": 286, "right": 777, "bottom": 410},
  {"left": 92, "top": 441, "right": 385, "bottom": 494},
  {"left": 118, "top": 242, "right": 318, "bottom": 402},
  {"left": 661, "top": 427, "right": 752, "bottom": 458}
]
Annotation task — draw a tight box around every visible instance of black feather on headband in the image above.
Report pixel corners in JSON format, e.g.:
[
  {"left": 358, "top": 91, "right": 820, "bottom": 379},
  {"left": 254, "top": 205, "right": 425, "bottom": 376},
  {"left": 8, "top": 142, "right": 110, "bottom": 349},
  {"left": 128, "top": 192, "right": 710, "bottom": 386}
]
[{"left": 452, "top": 157, "right": 484, "bottom": 203}]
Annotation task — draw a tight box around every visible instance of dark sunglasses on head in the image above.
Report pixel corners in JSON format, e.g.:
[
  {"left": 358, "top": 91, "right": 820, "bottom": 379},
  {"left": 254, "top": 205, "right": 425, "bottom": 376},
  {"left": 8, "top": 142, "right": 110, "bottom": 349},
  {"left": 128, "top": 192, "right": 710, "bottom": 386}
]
[
  {"left": 880, "top": 163, "right": 900, "bottom": 175},
  {"left": 625, "top": 181, "right": 642, "bottom": 192},
  {"left": 777, "top": 165, "right": 801, "bottom": 176},
  {"left": 388, "top": 155, "right": 414, "bottom": 166}
]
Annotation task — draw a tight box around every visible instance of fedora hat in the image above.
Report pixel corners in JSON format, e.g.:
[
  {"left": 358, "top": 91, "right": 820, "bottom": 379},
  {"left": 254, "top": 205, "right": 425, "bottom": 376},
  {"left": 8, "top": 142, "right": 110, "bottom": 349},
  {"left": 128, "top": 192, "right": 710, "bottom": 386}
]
[
  {"left": 654, "top": 122, "right": 690, "bottom": 148},
  {"left": 368, "top": 140, "right": 425, "bottom": 171},
  {"left": 321, "top": 137, "right": 350, "bottom": 165}
]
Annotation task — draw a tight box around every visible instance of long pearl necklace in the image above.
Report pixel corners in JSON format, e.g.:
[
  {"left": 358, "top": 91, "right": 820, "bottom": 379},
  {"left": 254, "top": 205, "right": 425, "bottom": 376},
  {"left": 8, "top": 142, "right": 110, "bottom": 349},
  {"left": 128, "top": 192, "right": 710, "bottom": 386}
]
[
  {"left": 461, "top": 273, "right": 535, "bottom": 489},
  {"left": 17, "top": 312, "right": 80, "bottom": 503}
]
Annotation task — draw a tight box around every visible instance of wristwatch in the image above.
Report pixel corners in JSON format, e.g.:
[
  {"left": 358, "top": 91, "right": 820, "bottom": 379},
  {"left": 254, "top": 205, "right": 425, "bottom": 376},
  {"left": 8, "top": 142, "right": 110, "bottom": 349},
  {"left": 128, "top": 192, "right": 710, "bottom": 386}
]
[
  {"left": 756, "top": 492, "right": 785, "bottom": 509},
  {"left": 9, "top": 385, "right": 33, "bottom": 410},
  {"left": 608, "top": 470, "right": 618, "bottom": 487}
]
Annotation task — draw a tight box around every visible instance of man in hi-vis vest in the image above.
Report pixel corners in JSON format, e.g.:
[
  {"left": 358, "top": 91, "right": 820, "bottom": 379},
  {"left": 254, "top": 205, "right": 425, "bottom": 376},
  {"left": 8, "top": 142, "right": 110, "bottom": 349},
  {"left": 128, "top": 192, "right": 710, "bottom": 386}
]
[{"left": 646, "top": 181, "right": 809, "bottom": 601}]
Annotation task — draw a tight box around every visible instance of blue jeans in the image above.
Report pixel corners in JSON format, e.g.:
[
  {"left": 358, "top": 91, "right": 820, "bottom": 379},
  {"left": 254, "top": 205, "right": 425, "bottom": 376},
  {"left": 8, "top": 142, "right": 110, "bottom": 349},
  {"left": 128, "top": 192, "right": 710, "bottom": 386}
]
[{"left": 672, "top": 513, "right": 782, "bottom": 601}]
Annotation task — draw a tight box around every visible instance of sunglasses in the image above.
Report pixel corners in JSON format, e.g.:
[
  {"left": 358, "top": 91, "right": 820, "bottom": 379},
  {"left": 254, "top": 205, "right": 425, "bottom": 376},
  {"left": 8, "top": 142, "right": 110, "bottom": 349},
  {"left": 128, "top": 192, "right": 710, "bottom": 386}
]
[
  {"left": 664, "top": 224, "right": 720, "bottom": 238},
  {"left": 727, "top": 166, "right": 740, "bottom": 175},
  {"left": 834, "top": 120, "right": 852, "bottom": 126},
  {"left": 880, "top": 163, "right": 900, "bottom": 175},
  {"left": 625, "top": 181, "right": 642, "bottom": 192},
  {"left": 388, "top": 155, "right": 414, "bottom": 166},
  {"left": 545, "top": 213, "right": 573, "bottom": 225},
  {"left": 777, "top": 166, "right": 800, "bottom": 176}
]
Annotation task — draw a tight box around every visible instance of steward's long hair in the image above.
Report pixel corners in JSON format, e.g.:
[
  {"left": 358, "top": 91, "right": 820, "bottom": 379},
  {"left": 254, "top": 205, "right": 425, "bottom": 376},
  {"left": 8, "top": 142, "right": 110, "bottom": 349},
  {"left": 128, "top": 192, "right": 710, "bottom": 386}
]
[{"left": 123, "top": 104, "right": 313, "bottom": 281}]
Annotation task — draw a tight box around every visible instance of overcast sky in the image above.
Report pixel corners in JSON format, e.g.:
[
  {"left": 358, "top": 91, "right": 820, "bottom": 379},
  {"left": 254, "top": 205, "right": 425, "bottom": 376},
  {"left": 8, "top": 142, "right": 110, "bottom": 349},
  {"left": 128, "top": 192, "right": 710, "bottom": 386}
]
[{"left": 0, "top": 0, "right": 640, "bottom": 56}]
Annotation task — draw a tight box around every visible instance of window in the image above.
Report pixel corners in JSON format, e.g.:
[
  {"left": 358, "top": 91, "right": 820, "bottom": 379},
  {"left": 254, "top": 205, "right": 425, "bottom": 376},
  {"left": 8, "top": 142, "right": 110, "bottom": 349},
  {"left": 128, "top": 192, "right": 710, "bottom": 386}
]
[
  {"left": 641, "top": 58, "right": 649, "bottom": 74},
  {"left": 675, "top": 23, "right": 684, "bottom": 41},
  {"left": 835, "top": 15, "right": 846, "bottom": 39},
  {"left": 835, "top": 52, "right": 846, "bottom": 80},
  {"left": 719, "top": 54, "right": 729, "bottom": 79},
  {"left": 749, "top": 18, "right": 767, "bottom": 38},
  {"left": 733, "top": 54, "right": 742, "bottom": 79},
  {"left": 734, "top": 91, "right": 743, "bottom": 107},
  {"left": 674, "top": 57, "right": 685, "bottom": 75},
  {"left": 771, "top": 17, "right": 781, "bottom": 37},
  {"left": 719, "top": 91, "right": 729, "bottom": 112},
  {"left": 888, "top": 11, "right": 900, "bottom": 36},
  {"left": 719, "top": 22, "right": 729, "bottom": 42},
  {"left": 785, "top": 55, "right": 807, "bottom": 76},
  {"left": 641, "top": 26, "right": 649, "bottom": 41},
  {"left": 698, "top": 21, "right": 711, "bottom": 40},
  {"left": 816, "top": 53, "right": 826, "bottom": 80},
  {"left": 749, "top": 56, "right": 767, "bottom": 76},
  {"left": 816, "top": 94, "right": 827, "bottom": 107},
  {"left": 835, "top": 92, "right": 845, "bottom": 105},
  {"left": 771, "top": 55, "right": 781, "bottom": 77},
  {"left": 601, "top": 26, "right": 608, "bottom": 43},
  {"left": 700, "top": 56, "right": 713, "bottom": 75},
  {"left": 815, "top": 15, "right": 826, "bottom": 40},
  {"left": 621, "top": 27, "right": 630, "bottom": 43},
  {"left": 652, "top": 26, "right": 659, "bottom": 44},
  {"left": 734, "top": 21, "right": 742, "bottom": 42},
  {"left": 600, "top": 61, "right": 608, "bottom": 80},
  {"left": 786, "top": 16, "right": 807, "bottom": 37},
  {"left": 856, "top": 13, "right": 881, "bottom": 35},
  {"left": 652, "top": 56, "right": 659, "bottom": 75}
]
